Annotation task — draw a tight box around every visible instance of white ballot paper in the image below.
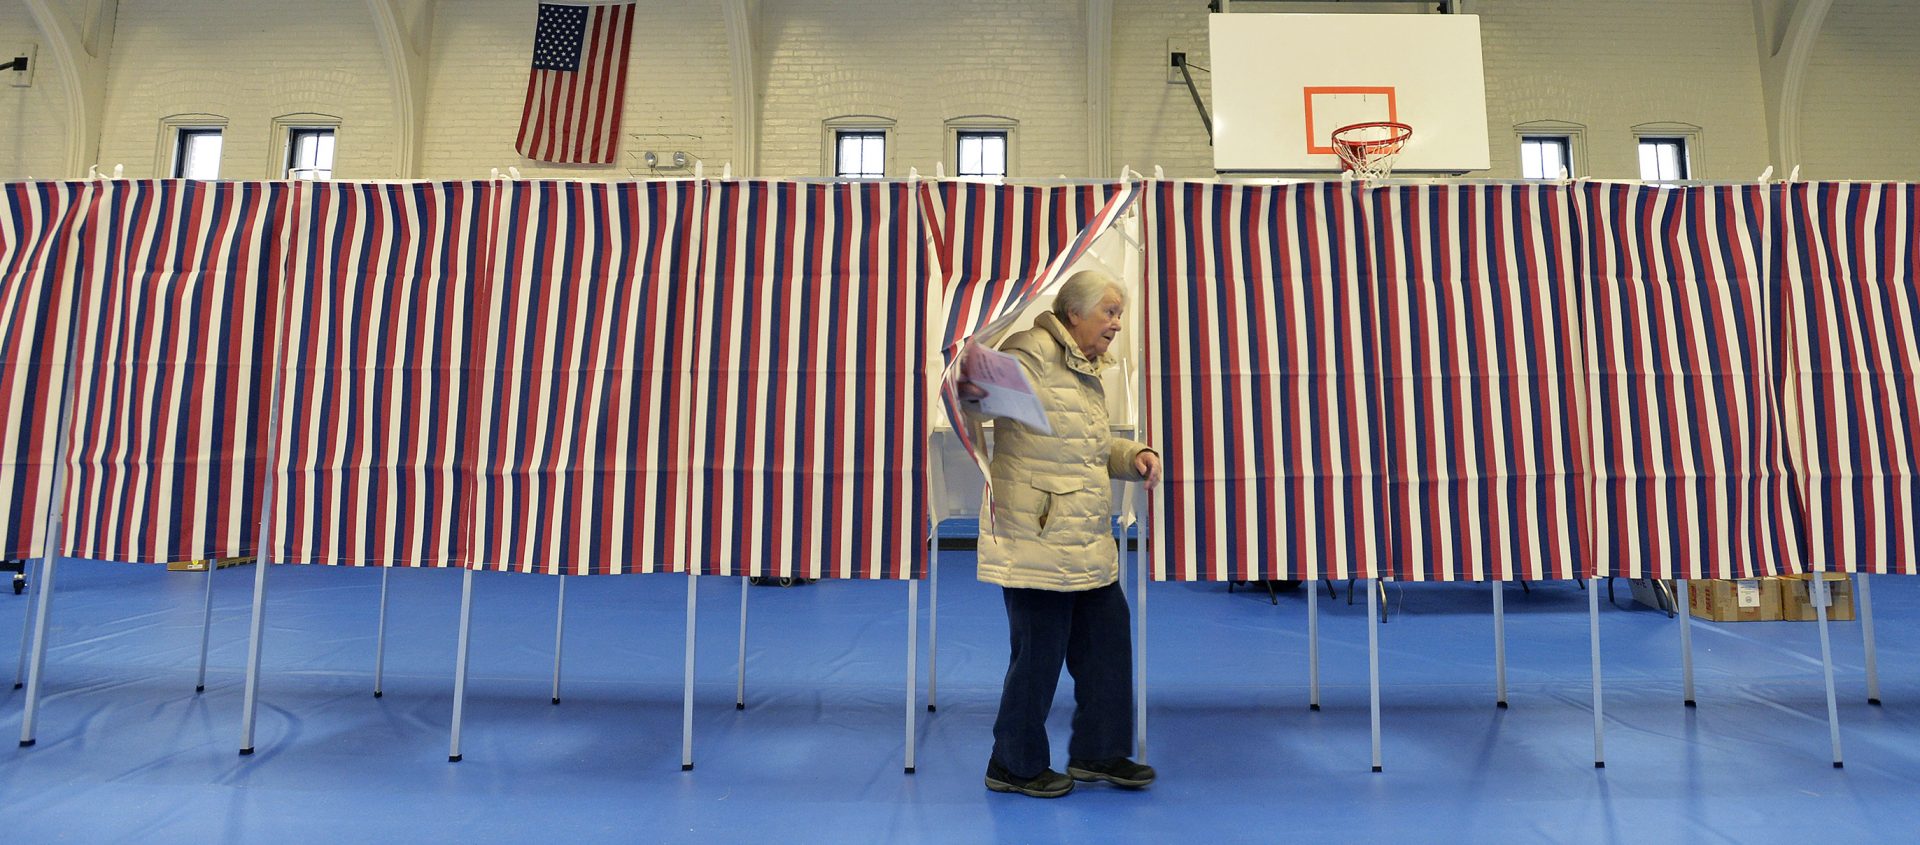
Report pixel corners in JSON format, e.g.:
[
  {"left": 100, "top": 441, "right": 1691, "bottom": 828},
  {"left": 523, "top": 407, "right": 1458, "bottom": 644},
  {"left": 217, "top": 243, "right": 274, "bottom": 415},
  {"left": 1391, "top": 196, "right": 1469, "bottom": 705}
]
[{"left": 962, "top": 343, "right": 1053, "bottom": 434}]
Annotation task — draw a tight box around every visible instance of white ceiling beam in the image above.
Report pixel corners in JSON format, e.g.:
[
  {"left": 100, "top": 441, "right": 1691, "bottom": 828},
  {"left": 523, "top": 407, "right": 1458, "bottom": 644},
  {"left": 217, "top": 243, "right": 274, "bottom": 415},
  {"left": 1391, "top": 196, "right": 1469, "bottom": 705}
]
[
  {"left": 24, "top": 0, "right": 115, "bottom": 177},
  {"left": 365, "top": 0, "right": 436, "bottom": 177},
  {"left": 722, "top": 0, "right": 760, "bottom": 177}
]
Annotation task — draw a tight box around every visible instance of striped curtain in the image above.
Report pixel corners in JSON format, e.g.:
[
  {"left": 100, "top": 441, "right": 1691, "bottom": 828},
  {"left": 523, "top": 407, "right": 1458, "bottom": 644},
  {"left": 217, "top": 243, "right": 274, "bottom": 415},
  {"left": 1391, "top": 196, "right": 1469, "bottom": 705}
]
[
  {"left": 61, "top": 181, "right": 286, "bottom": 562},
  {"left": 689, "top": 180, "right": 928, "bottom": 579},
  {"left": 1783, "top": 182, "right": 1920, "bottom": 575},
  {"left": 1580, "top": 183, "right": 1801, "bottom": 579},
  {"left": 470, "top": 180, "right": 703, "bottom": 575},
  {"left": 920, "top": 181, "right": 1140, "bottom": 357},
  {"left": 268, "top": 181, "right": 494, "bottom": 567},
  {"left": 918, "top": 182, "right": 1141, "bottom": 473},
  {"left": 1142, "top": 181, "right": 1388, "bottom": 581},
  {"left": 0, "top": 182, "right": 95, "bottom": 559},
  {"left": 1374, "top": 184, "right": 1591, "bottom": 582}
]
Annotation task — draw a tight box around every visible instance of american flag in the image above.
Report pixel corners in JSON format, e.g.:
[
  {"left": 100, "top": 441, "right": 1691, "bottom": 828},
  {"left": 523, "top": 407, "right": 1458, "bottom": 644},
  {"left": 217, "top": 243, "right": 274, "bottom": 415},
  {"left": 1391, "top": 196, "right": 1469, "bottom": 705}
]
[
  {"left": 516, "top": 2, "right": 637, "bottom": 166},
  {"left": 61, "top": 180, "right": 286, "bottom": 563},
  {"left": 0, "top": 182, "right": 94, "bottom": 559},
  {"left": 1784, "top": 182, "right": 1920, "bottom": 575}
]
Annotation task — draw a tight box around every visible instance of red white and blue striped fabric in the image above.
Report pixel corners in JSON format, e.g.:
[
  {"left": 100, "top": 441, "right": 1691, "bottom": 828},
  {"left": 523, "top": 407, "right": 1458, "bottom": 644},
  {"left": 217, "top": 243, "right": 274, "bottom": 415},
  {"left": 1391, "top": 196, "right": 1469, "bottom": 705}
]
[
  {"left": 918, "top": 181, "right": 1142, "bottom": 471},
  {"left": 470, "top": 180, "right": 703, "bottom": 575},
  {"left": 0, "top": 182, "right": 96, "bottom": 559},
  {"left": 1142, "top": 181, "right": 1388, "bottom": 581},
  {"left": 1373, "top": 184, "right": 1591, "bottom": 582},
  {"left": 920, "top": 181, "right": 1141, "bottom": 359},
  {"left": 61, "top": 180, "right": 286, "bottom": 563},
  {"left": 1580, "top": 183, "right": 1801, "bottom": 580},
  {"left": 1783, "top": 182, "right": 1920, "bottom": 575},
  {"left": 689, "top": 180, "right": 928, "bottom": 579},
  {"left": 268, "top": 181, "right": 494, "bottom": 568}
]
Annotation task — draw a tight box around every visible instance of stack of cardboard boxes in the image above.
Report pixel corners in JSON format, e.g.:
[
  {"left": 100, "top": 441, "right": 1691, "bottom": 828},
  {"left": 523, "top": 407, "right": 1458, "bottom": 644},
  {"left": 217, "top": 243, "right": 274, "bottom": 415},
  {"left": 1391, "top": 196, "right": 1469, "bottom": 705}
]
[
  {"left": 166, "top": 557, "right": 254, "bottom": 573},
  {"left": 1633, "top": 575, "right": 1854, "bottom": 622}
]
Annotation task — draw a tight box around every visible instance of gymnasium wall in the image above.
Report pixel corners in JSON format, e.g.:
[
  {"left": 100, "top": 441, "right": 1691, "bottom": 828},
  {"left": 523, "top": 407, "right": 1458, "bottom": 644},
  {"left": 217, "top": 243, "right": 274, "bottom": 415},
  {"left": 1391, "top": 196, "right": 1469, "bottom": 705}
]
[{"left": 0, "top": 1, "right": 1912, "bottom": 181}]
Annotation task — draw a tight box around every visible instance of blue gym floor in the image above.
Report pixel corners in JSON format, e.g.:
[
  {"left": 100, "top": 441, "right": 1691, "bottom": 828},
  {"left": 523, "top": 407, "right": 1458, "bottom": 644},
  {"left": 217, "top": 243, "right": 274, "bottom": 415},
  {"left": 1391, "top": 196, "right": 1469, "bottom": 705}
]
[{"left": 1, "top": 523, "right": 1916, "bottom": 843}]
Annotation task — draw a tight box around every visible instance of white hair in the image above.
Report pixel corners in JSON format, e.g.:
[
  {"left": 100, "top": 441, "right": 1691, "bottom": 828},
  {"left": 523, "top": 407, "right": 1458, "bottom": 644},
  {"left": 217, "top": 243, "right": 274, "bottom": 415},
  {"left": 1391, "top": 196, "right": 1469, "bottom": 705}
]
[{"left": 1051, "top": 270, "right": 1125, "bottom": 322}]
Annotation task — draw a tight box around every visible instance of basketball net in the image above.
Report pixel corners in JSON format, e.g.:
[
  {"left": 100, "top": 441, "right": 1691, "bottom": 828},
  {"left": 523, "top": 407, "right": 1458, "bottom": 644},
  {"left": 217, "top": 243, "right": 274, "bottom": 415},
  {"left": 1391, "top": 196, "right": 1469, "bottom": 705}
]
[{"left": 1331, "top": 121, "right": 1413, "bottom": 181}]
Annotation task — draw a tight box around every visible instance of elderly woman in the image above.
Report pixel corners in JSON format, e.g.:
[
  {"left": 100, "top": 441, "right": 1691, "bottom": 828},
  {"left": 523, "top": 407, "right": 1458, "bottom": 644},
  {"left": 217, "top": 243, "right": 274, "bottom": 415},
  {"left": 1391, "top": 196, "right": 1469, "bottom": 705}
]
[{"left": 958, "top": 269, "right": 1162, "bottom": 799}]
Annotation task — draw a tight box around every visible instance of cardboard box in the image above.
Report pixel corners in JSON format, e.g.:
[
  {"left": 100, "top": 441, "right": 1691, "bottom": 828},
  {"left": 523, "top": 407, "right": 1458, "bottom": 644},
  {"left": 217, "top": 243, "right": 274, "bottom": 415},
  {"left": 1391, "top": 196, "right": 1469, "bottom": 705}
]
[
  {"left": 166, "top": 557, "right": 254, "bottom": 573},
  {"left": 1686, "top": 578, "right": 1784, "bottom": 622},
  {"left": 1779, "top": 573, "right": 1855, "bottom": 622}
]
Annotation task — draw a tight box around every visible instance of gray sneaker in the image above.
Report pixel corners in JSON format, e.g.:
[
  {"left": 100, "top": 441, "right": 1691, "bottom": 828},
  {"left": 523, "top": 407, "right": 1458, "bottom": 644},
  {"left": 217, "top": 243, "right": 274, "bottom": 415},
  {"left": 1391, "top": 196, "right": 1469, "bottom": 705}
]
[
  {"left": 1066, "top": 757, "right": 1156, "bottom": 788},
  {"left": 985, "top": 760, "right": 1075, "bottom": 798}
]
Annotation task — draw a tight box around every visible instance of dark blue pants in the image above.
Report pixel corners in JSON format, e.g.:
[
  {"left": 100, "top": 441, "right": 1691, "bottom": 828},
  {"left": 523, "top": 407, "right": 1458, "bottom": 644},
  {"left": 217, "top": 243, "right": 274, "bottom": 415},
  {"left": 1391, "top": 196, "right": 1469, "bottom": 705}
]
[{"left": 991, "top": 581, "right": 1134, "bottom": 778}]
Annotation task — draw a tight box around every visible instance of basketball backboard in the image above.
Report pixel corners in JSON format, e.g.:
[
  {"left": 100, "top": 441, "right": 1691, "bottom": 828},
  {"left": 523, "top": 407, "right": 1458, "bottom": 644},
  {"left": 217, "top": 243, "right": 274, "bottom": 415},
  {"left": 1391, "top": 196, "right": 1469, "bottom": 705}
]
[{"left": 1209, "top": 14, "right": 1491, "bottom": 175}]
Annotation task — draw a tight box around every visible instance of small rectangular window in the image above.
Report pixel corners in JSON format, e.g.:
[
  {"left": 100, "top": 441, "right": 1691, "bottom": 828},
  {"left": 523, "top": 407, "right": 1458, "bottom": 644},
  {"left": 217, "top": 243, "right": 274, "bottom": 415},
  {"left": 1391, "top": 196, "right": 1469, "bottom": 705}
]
[
  {"left": 835, "top": 131, "right": 886, "bottom": 179},
  {"left": 173, "top": 128, "right": 223, "bottom": 179},
  {"left": 1520, "top": 136, "right": 1571, "bottom": 180},
  {"left": 286, "top": 128, "right": 336, "bottom": 180},
  {"left": 1637, "top": 137, "right": 1689, "bottom": 181},
  {"left": 956, "top": 131, "right": 1008, "bottom": 178}
]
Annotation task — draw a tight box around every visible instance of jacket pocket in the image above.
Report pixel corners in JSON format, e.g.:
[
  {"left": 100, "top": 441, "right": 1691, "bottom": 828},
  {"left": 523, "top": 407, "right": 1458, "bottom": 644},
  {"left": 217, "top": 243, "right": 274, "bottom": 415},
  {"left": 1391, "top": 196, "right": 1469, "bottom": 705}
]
[{"left": 1029, "top": 475, "right": 1087, "bottom": 533}]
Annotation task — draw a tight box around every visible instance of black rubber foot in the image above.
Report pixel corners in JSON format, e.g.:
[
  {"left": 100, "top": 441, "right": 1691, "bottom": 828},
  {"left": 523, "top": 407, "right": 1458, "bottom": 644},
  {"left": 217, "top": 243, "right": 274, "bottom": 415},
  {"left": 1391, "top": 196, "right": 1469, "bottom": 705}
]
[
  {"left": 681, "top": 763, "right": 693, "bottom": 771},
  {"left": 195, "top": 685, "right": 205, "bottom": 693},
  {"left": 1310, "top": 703, "right": 1321, "bottom": 711},
  {"left": 239, "top": 747, "right": 254, "bottom": 756},
  {"left": 927, "top": 704, "right": 936, "bottom": 713},
  {"left": 735, "top": 702, "right": 744, "bottom": 710},
  {"left": 449, "top": 754, "right": 462, "bottom": 763},
  {"left": 551, "top": 698, "right": 560, "bottom": 705},
  {"left": 373, "top": 691, "right": 383, "bottom": 699},
  {"left": 1496, "top": 700, "right": 1508, "bottom": 710},
  {"left": 905, "top": 766, "right": 916, "bottom": 774},
  {"left": 11, "top": 682, "right": 20, "bottom": 690},
  {"left": 1370, "top": 765, "right": 1382, "bottom": 773},
  {"left": 1684, "top": 700, "right": 1697, "bottom": 708},
  {"left": 1833, "top": 761, "right": 1844, "bottom": 769},
  {"left": 1869, "top": 698, "right": 1882, "bottom": 706},
  {"left": 18, "top": 739, "right": 33, "bottom": 748},
  {"left": 1594, "top": 761, "right": 1605, "bottom": 769}
]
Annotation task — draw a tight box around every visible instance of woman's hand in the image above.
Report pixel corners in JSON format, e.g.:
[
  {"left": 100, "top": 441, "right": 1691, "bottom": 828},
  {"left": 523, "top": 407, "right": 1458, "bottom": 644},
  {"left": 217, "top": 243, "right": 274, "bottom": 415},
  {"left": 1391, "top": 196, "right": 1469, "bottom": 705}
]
[
  {"left": 1134, "top": 451, "right": 1162, "bottom": 489},
  {"left": 954, "top": 380, "right": 988, "bottom": 402}
]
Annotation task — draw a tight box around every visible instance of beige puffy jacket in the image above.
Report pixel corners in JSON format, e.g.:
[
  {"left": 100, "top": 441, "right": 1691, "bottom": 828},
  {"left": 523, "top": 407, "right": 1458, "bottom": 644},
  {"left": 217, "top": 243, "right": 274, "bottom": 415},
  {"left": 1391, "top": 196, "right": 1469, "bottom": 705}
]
[{"left": 969, "top": 312, "right": 1153, "bottom": 592}]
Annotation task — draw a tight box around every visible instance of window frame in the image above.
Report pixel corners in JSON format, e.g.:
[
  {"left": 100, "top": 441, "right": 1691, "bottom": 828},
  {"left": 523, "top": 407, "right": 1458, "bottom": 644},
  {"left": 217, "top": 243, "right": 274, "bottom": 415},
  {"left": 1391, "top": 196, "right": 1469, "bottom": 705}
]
[
  {"left": 1511, "top": 120, "right": 1585, "bottom": 180},
  {"left": 833, "top": 130, "right": 888, "bottom": 179},
  {"left": 1518, "top": 135, "right": 1573, "bottom": 180},
  {"left": 273, "top": 113, "right": 343, "bottom": 180},
  {"left": 172, "top": 128, "right": 224, "bottom": 180},
  {"left": 1636, "top": 136, "right": 1691, "bottom": 182},
  {"left": 954, "top": 131, "right": 1009, "bottom": 179},
  {"left": 156, "top": 114, "right": 229, "bottom": 180},
  {"left": 821, "top": 115, "right": 896, "bottom": 179},
  {"left": 283, "top": 127, "right": 337, "bottom": 181},
  {"left": 945, "top": 115, "right": 1019, "bottom": 180},
  {"left": 1631, "top": 122, "right": 1704, "bottom": 182}
]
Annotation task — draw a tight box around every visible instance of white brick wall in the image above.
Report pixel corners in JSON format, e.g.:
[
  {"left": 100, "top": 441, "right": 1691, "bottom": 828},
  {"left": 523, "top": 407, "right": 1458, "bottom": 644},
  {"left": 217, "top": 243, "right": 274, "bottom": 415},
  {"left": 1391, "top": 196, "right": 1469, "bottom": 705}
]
[
  {"left": 0, "top": 1, "right": 1912, "bottom": 182},
  {"left": 0, "top": 3, "right": 73, "bottom": 179},
  {"left": 423, "top": 0, "right": 734, "bottom": 180},
  {"left": 1111, "top": 0, "right": 1211, "bottom": 179},
  {"left": 94, "top": 0, "right": 399, "bottom": 179},
  {"left": 757, "top": 0, "right": 1087, "bottom": 178},
  {"left": 1478, "top": 0, "right": 1772, "bottom": 180},
  {"left": 1797, "top": 0, "right": 1920, "bottom": 182}
]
